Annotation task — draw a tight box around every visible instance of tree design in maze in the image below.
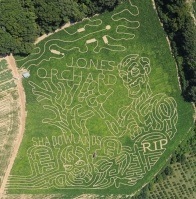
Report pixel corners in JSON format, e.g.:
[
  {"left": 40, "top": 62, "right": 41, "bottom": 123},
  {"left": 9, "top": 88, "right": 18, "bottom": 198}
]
[{"left": 8, "top": 0, "right": 178, "bottom": 191}]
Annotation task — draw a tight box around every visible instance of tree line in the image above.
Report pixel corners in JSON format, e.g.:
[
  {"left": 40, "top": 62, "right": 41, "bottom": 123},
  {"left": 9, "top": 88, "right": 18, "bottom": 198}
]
[
  {"left": 154, "top": 0, "right": 196, "bottom": 102},
  {"left": 0, "top": 0, "right": 122, "bottom": 56}
]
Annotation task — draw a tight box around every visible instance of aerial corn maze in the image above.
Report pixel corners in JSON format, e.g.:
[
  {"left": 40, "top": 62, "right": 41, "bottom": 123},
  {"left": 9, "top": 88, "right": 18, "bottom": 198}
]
[{"left": 2, "top": 0, "right": 194, "bottom": 197}]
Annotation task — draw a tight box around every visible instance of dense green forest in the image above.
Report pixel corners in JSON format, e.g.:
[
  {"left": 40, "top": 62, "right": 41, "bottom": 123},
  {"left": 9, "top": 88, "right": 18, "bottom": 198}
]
[
  {"left": 0, "top": 0, "right": 121, "bottom": 55},
  {"left": 154, "top": 0, "right": 196, "bottom": 102}
]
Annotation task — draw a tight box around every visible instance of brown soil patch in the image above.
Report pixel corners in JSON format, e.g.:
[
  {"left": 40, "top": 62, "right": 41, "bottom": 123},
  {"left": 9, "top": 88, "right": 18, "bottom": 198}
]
[{"left": 0, "top": 55, "right": 26, "bottom": 197}]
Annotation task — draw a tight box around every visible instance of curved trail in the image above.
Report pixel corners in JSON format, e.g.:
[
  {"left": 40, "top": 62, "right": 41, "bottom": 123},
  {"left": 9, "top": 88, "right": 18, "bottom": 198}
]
[
  {"left": 0, "top": 55, "right": 26, "bottom": 196},
  {"left": 34, "top": 22, "right": 71, "bottom": 45}
]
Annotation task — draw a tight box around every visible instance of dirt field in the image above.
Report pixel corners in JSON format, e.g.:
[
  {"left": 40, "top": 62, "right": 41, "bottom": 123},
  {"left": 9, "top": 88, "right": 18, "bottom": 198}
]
[{"left": 0, "top": 56, "right": 26, "bottom": 197}]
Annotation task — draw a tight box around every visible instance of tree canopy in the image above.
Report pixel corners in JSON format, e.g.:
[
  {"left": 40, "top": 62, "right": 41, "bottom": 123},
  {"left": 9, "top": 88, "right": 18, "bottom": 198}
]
[
  {"left": 155, "top": 0, "right": 196, "bottom": 102},
  {"left": 0, "top": 0, "right": 121, "bottom": 55},
  {"left": 0, "top": 0, "right": 38, "bottom": 55}
]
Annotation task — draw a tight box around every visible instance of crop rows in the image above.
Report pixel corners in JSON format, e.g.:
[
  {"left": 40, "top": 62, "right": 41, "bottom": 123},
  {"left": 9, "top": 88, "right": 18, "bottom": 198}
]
[
  {"left": 0, "top": 59, "right": 19, "bottom": 188},
  {"left": 149, "top": 149, "right": 195, "bottom": 199}
]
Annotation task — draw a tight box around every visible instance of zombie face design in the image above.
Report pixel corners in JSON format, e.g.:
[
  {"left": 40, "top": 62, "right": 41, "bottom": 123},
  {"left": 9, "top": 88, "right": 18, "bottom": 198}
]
[{"left": 118, "top": 54, "right": 151, "bottom": 98}]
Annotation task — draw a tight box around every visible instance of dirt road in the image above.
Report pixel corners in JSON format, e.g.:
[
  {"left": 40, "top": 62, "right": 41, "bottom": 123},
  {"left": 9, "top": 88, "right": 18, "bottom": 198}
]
[{"left": 0, "top": 55, "right": 26, "bottom": 196}]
